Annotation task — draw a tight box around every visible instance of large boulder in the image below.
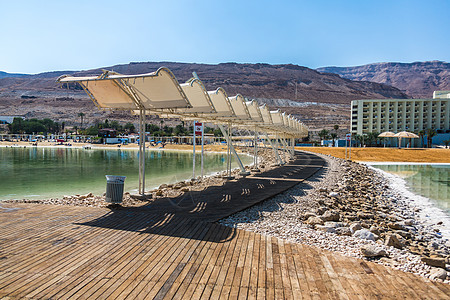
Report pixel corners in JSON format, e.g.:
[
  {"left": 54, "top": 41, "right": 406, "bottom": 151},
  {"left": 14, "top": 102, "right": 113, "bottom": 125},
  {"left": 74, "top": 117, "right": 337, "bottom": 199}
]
[
  {"left": 421, "top": 257, "right": 446, "bottom": 268},
  {"left": 336, "top": 227, "right": 352, "bottom": 236},
  {"left": 360, "top": 245, "right": 387, "bottom": 257},
  {"left": 353, "top": 229, "right": 377, "bottom": 241},
  {"left": 315, "top": 225, "right": 336, "bottom": 234},
  {"left": 306, "top": 216, "right": 324, "bottom": 226},
  {"left": 385, "top": 234, "right": 404, "bottom": 250},
  {"left": 321, "top": 210, "right": 340, "bottom": 222},
  {"left": 350, "top": 222, "right": 362, "bottom": 233},
  {"left": 429, "top": 268, "right": 448, "bottom": 280}
]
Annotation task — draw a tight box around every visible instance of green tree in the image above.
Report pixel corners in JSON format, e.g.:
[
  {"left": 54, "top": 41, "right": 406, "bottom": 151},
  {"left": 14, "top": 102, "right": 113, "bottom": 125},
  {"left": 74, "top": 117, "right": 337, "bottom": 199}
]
[
  {"left": 418, "top": 130, "right": 425, "bottom": 148},
  {"left": 78, "top": 112, "right": 85, "bottom": 130},
  {"left": 426, "top": 128, "right": 437, "bottom": 148},
  {"left": 146, "top": 124, "right": 160, "bottom": 134},
  {"left": 330, "top": 133, "right": 337, "bottom": 146},
  {"left": 317, "top": 129, "right": 329, "bottom": 142},
  {"left": 124, "top": 122, "right": 135, "bottom": 133}
]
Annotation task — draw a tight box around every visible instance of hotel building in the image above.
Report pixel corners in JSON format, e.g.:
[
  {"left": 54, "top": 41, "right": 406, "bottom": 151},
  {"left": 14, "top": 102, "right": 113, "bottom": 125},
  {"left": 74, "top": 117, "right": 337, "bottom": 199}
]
[{"left": 351, "top": 91, "right": 450, "bottom": 136}]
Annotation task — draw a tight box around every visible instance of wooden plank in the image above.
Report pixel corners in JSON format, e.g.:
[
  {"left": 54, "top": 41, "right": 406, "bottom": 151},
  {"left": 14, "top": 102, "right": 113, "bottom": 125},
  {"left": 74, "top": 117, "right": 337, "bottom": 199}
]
[
  {"left": 229, "top": 229, "right": 250, "bottom": 299},
  {"left": 277, "top": 238, "right": 293, "bottom": 300},
  {"left": 283, "top": 242, "right": 304, "bottom": 300},
  {"left": 209, "top": 229, "right": 243, "bottom": 299}
]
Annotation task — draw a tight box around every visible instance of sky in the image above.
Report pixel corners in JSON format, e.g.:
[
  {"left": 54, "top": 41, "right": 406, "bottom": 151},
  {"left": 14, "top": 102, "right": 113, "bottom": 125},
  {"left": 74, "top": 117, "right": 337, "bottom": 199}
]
[{"left": 1, "top": 0, "right": 449, "bottom": 74}]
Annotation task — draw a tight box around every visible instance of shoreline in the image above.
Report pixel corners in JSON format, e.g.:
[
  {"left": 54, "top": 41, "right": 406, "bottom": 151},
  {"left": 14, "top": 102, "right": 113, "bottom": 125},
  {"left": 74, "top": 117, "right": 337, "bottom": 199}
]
[
  {"left": 1, "top": 147, "right": 277, "bottom": 207},
  {"left": 220, "top": 152, "right": 450, "bottom": 283},
  {"left": 369, "top": 165, "right": 450, "bottom": 240}
]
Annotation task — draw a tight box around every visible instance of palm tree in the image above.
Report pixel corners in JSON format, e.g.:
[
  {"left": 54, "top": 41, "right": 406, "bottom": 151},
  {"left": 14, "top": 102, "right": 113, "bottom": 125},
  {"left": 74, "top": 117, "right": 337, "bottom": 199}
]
[
  {"left": 426, "top": 128, "right": 437, "bottom": 148},
  {"left": 317, "top": 129, "right": 329, "bottom": 143},
  {"left": 418, "top": 130, "right": 425, "bottom": 148},
  {"left": 330, "top": 133, "right": 337, "bottom": 147},
  {"left": 78, "top": 113, "right": 85, "bottom": 131}
]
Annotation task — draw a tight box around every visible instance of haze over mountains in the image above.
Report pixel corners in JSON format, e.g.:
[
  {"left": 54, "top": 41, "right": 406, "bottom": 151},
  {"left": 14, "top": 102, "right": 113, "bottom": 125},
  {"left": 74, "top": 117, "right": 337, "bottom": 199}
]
[
  {"left": 317, "top": 61, "right": 450, "bottom": 99},
  {"left": 0, "top": 61, "right": 448, "bottom": 129}
]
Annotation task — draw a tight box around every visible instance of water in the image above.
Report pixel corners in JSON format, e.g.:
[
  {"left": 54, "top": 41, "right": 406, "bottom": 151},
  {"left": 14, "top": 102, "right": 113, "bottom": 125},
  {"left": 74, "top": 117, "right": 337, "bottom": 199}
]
[
  {"left": 373, "top": 164, "right": 450, "bottom": 213},
  {"left": 0, "top": 147, "right": 252, "bottom": 200},
  {"left": 371, "top": 163, "right": 450, "bottom": 239}
]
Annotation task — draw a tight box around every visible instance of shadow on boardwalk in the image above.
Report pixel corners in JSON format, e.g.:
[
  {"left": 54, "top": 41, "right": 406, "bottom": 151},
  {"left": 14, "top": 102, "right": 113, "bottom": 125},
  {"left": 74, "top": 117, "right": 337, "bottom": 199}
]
[{"left": 77, "top": 151, "right": 326, "bottom": 242}]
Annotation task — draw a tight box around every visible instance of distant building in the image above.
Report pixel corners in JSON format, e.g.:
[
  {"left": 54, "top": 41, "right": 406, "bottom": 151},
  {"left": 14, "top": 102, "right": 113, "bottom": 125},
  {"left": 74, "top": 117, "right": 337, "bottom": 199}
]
[
  {"left": 0, "top": 115, "right": 24, "bottom": 124},
  {"left": 351, "top": 92, "right": 450, "bottom": 136}
]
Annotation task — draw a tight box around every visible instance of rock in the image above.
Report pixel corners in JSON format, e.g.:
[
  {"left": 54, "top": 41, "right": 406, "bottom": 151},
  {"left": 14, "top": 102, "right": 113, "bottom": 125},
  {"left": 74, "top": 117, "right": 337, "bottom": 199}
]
[
  {"left": 321, "top": 210, "right": 340, "bottom": 222},
  {"left": 158, "top": 184, "right": 168, "bottom": 190},
  {"left": 336, "top": 227, "right": 352, "bottom": 236},
  {"left": 357, "top": 212, "right": 374, "bottom": 219},
  {"left": 328, "top": 192, "right": 339, "bottom": 197},
  {"left": 353, "top": 229, "right": 377, "bottom": 241},
  {"left": 181, "top": 187, "right": 189, "bottom": 192},
  {"left": 155, "top": 190, "right": 163, "bottom": 196},
  {"left": 306, "top": 216, "right": 324, "bottom": 226},
  {"left": 421, "top": 257, "right": 446, "bottom": 268},
  {"left": 315, "top": 225, "right": 336, "bottom": 234},
  {"left": 385, "top": 234, "right": 404, "bottom": 250},
  {"left": 350, "top": 223, "right": 362, "bottom": 233},
  {"left": 369, "top": 226, "right": 380, "bottom": 236},
  {"left": 361, "top": 245, "right": 387, "bottom": 257},
  {"left": 388, "top": 222, "right": 405, "bottom": 230},
  {"left": 324, "top": 222, "right": 344, "bottom": 228},
  {"left": 429, "top": 268, "right": 448, "bottom": 280},
  {"left": 303, "top": 212, "right": 316, "bottom": 219},
  {"left": 403, "top": 219, "right": 414, "bottom": 226},
  {"left": 316, "top": 207, "right": 327, "bottom": 215}
]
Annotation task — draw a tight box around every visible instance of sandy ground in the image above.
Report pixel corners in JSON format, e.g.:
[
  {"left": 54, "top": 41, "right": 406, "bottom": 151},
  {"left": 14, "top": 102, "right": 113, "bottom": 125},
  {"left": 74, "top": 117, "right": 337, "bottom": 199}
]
[{"left": 296, "top": 147, "right": 450, "bottom": 163}]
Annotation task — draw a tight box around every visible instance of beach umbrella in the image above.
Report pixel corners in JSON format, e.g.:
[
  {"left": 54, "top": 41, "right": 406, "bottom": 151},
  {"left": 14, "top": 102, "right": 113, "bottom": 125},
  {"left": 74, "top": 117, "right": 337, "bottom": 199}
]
[
  {"left": 378, "top": 131, "right": 396, "bottom": 137},
  {"left": 378, "top": 132, "right": 396, "bottom": 147},
  {"left": 394, "top": 131, "right": 419, "bottom": 148}
]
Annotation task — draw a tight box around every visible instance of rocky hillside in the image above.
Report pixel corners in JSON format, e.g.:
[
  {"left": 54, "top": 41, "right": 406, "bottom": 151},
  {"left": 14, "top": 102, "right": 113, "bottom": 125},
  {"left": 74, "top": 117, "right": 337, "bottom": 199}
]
[
  {"left": 317, "top": 61, "right": 450, "bottom": 99},
  {"left": 0, "top": 62, "right": 409, "bottom": 129}
]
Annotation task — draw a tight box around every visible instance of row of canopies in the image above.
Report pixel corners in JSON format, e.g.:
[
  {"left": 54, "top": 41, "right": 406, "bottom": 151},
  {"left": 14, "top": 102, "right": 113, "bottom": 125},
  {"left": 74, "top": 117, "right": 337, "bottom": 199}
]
[{"left": 58, "top": 67, "right": 308, "bottom": 138}]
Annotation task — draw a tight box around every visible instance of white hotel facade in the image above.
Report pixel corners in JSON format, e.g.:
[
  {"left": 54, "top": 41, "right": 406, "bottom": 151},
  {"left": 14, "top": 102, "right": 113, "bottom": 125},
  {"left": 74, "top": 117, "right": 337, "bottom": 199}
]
[{"left": 351, "top": 91, "right": 450, "bottom": 136}]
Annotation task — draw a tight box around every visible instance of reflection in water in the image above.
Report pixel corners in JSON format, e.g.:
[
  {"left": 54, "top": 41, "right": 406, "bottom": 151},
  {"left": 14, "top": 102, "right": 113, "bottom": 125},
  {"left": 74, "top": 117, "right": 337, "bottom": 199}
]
[
  {"left": 375, "top": 164, "right": 450, "bottom": 213},
  {"left": 0, "top": 147, "right": 252, "bottom": 200}
]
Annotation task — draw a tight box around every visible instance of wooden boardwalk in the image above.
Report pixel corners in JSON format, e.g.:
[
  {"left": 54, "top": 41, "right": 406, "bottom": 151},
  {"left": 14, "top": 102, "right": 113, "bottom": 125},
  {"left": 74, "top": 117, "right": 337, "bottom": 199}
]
[
  {"left": 1, "top": 203, "right": 449, "bottom": 299},
  {"left": 132, "top": 151, "right": 326, "bottom": 222}
]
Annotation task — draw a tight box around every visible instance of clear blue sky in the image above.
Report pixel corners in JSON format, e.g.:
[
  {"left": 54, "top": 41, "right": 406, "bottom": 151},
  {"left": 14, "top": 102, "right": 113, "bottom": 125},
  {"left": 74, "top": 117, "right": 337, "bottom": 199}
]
[{"left": 1, "top": 0, "right": 449, "bottom": 74}]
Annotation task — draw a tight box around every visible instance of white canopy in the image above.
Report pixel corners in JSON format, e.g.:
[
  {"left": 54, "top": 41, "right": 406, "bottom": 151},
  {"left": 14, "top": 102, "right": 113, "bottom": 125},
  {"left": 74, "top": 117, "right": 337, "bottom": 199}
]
[{"left": 58, "top": 67, "right": 308, "bottom": 138}]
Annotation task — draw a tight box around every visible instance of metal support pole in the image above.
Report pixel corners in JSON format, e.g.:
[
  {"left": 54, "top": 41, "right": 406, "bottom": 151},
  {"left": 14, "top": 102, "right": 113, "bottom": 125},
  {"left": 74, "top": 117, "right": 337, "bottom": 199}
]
[
  {"left": 291, "top": 137, "right": 295, "bottom": 156},
  {"left": 280, "top": 137, "right": 293, "bottom": 160},
  {"left": 138, "top": 109, "right": 146, "bottom": 195},
  {"left": 275, "top": 134, "right": 286, "bottom": 164},
  {"left": 218, "top": 124, "right": 249, "bottom": 176},
  {"left": 264, "top": 133, "right": 283, "bottom": 165},
  {"left": 252, "top": 126, "right": 259, "bottom": 171},
  {"left": 201, "top": 123, "right": 204, "bottom": 178},
  {"left": 193, "top": 120, "right": 196, "bottom": 179}
]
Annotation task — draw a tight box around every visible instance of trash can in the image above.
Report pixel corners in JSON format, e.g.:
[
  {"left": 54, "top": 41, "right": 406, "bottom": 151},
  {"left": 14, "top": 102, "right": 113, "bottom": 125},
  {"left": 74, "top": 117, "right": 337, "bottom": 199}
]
[{"left": 105, "top": 175, "right": 126, "bottom": 203}]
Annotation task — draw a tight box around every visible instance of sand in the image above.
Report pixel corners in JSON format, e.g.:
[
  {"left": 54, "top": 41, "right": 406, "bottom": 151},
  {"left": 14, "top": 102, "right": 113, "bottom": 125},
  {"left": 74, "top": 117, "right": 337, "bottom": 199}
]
[{"left": 296, "top": 147, "right": 450, "bottom": 163}]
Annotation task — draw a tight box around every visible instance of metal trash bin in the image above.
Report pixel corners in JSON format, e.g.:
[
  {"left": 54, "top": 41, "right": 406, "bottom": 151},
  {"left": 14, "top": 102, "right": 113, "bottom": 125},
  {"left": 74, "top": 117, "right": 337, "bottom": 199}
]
[{"left": 105, "top": 175, "right": 126, "bottom": 203}]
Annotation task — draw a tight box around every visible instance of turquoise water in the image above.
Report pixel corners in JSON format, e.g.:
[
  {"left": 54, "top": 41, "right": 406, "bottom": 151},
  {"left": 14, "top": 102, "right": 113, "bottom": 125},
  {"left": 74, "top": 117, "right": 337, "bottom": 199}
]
[
  {"left": 0, "top": 147, "right": 252, "bottom": 200},
  {"left": 374, "top": 164, "right": 450, "bottom": 213}
]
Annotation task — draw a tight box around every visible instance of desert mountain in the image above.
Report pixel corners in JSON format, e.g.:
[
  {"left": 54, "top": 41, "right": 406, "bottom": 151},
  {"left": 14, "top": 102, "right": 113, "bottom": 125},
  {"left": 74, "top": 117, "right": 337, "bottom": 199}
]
[
  {"left": 317, "top": 61, "right": 450, "bottom": 99},
  {"left": 0, "top": 62, "right": 408, "bottom": 129}
]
